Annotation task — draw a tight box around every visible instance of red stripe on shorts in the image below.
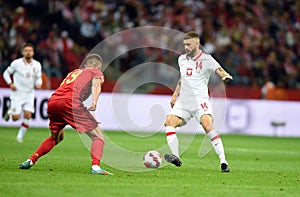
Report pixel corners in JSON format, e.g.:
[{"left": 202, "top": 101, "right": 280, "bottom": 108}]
[
  {"left": 166, "top": 132, "right": 176, "bottom": 136},
  {"left": 211, "top": 135, "right": 220, "bottom": 142}
]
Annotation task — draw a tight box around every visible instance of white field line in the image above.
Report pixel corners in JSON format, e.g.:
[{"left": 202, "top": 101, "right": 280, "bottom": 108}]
[{"left": 228, "top": 147, "right": 300, "bottom": 156}]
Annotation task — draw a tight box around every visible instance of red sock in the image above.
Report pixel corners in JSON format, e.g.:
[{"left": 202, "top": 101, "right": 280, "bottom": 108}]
[
  {"left": 30, "top": 136, "right": 57, "bottom": 163},
  {"left": 91, "top": 138, "right": 104, "bottom": 166}
]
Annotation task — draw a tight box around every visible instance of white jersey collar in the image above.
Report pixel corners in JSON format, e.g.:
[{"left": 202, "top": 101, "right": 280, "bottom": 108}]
[
  {"left": 186, "top": 50, "right": 203, "bottom": 61},
  {"left": 22, "top": 57, "right": 33, "bottom": 66}
]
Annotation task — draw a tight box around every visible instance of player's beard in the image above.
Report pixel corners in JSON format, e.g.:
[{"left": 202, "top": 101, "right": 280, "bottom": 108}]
[
  {"left": 24, "top": 54, "right": 33, "bottom": 61},
  {"left": 186, "top": 48, "right": 197, "bottom": 58}
]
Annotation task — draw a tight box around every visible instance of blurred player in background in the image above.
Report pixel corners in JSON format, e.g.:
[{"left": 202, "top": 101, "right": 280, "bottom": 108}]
[
  {"left": 19, "top": 54, "right": 113, "bottom": 175},
  {"left": 3, "top": 43, "right": 42, "bottom": 142},
  {"left": 164, "top": 31, "right": 233, "bottom": 172}
]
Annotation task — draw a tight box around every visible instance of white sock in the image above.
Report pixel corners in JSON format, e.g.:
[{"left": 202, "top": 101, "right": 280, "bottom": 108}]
[
  {"left": 92, "top": 165, "right": 100, "bottom": 171},
  {"left": 17, "top": 119, "right": 30, "bottom": 139},
  {"left": 207, "top": 130, "right": 227, "bottom": 164},
  {"left": 165, "top": 126, "right": 179, "bottom": 158}
]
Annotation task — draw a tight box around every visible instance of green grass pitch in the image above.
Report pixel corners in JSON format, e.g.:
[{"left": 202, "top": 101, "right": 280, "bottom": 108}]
[{"left": 0, "top": 126, "right": 299, "bottom": 196}]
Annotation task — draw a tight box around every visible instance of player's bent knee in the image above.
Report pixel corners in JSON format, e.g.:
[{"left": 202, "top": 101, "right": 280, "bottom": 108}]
[
  {"left": 51, "top": 131, "right": 64, "bottom": 144},
  {"left": 164, "top": 115, "right": 182, "bottom": 127},
  {"left": 87, "top": 127, "right": 104, "bottom": 141},
  {"left": 202, "top": 124, "right": 214, "bottom": 133},
  {"left": 23, "top": 111, "right": 32, "bottom": 119},
  {"left": 200, "top": 114, "right": 214, "bottom": 131},
  {"left": 24, "top": 114, "right": 32, "bottom": 119},
  {"left": 12, "top": 115, "right": 21, "bottom": 121},
  {"left": 200, "top": 120, "right": 214, "bottom": 132},
  {"left": 164, "top": 120, "right": 173, "bottom": 127}
]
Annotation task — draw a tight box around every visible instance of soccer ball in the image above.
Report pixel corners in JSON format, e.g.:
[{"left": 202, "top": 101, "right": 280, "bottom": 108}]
[{"left": 143, "top": 150, "right": 162, "bottom": 168}]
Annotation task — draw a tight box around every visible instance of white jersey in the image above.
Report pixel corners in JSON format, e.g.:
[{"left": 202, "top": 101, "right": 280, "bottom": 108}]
[
  {"left": 178, "top": 51, "right": 221, "bottom": 99},
  {"left": 3, "top": 57, "right": 42, "bottom": 93}
]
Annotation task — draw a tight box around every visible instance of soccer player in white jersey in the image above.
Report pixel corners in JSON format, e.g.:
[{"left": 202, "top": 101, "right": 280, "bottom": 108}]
[
  {"left": 164, "top": 31, "right": 233, "bottom": 172},
  {"left": 3, "top": 43, "right": 42, "bottom": 142}
]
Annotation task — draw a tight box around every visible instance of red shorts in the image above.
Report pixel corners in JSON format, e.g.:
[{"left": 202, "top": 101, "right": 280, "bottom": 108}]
[{"left": 47, "top": 98, "right": 98, "bottom": 133}]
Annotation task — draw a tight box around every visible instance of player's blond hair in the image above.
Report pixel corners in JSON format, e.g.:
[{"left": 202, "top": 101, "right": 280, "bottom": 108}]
[
  {"left": 183, "top": 31, "right": 200, "bottom": 42},
  {"left": 22, "top": 43, "right": 34, "bottom": 51}
]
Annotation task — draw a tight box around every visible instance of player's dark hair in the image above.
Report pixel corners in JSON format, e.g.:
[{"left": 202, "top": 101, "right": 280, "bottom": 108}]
[
  {"left": 184, "top": 31, "right": 199, "bottom": 40},
  {"left": 22, "top": 43, "right": 34, "bottom": 50}
]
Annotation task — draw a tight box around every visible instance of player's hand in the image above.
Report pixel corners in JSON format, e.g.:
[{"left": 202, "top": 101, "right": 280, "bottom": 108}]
[
  {"left": 222, "top": 75, "right": 233, "bottom": 83},
  {"left": 88, "top": 104, "right": 97, "bottom": 111},
  {"left": 9, "top": 83, "right": 17, "bottom": 91},
  {"left": 36, "top": 84, "right": 42, "bottom": 89}
]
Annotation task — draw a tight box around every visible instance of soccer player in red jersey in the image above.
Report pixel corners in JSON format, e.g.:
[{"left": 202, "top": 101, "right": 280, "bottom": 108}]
[{"left": 19, "top": 54, "right": 113, "bottom": 175}]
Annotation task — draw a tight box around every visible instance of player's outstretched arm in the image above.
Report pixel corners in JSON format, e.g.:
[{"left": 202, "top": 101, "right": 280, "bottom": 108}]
[
  {"left": 216, "top": 68, "right": 233, "bottom": 83},
  {"left": 88, "top": 77, "right": 102, "bottom": 111}
]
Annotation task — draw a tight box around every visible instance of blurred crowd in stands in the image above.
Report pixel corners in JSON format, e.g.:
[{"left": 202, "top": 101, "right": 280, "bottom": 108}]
[{"left": 0, "top": 0, "right": 300, "bottom": 94}]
